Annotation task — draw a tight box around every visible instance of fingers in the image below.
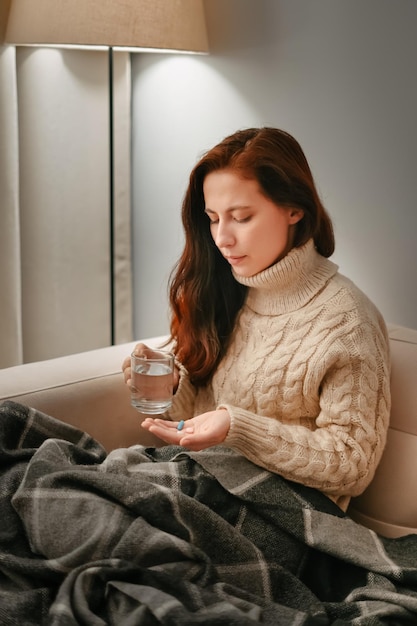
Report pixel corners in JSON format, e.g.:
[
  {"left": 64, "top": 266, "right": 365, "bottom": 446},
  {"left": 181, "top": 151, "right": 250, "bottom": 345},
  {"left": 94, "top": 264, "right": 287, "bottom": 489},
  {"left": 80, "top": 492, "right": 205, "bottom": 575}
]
[
  {"left": 132, "top": 343, "right": 167, "bottom": 359},
  {"left": 142, "top": 418, "right": 192, "bottom": 434},
  {"left": 141, "top": 418, "right": 193, "bottom": 445},
  {"left": 121, "top": 356, "right": 131, "bottom": 384},
  {"left": 122, "top": 343, "right": 151, "bottom": 384},
  {"left": 131, "top": 342, "right": 150, "bottom": 358},
  {"left": 142, "top": 418, "right": 179, "bottom": 430},
  {"left": 141, "top": 418, "right": 216, "bottom": 451}
]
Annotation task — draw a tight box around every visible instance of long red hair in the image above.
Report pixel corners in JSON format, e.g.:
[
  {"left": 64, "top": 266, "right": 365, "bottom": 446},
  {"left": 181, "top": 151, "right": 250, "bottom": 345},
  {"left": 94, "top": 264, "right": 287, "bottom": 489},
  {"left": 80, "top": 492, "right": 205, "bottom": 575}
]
[{"left": 168, "top": 128, "right": 334, "bottom": 386}]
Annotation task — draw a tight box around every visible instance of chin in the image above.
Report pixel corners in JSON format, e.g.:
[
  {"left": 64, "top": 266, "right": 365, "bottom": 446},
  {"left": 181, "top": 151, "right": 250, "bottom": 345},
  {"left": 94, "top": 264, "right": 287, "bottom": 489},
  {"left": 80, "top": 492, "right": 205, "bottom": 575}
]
[{"left": 234, "top": 268, "right": 255, "bottom": 278}]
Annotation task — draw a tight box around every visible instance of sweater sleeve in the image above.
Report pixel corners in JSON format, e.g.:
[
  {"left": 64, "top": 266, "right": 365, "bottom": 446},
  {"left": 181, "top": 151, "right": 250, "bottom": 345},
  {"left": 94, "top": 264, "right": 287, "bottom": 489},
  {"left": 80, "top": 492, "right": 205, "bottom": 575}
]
[{"left": 222, "top": 321, "right": 391, "bottom": 501}]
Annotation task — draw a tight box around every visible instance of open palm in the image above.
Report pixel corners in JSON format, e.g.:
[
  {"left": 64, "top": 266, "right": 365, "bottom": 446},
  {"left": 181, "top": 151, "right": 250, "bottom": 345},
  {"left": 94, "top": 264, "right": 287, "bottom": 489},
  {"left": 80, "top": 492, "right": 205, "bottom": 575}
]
[{"left": 141, "top": 409, "right": 230, "bottom": 451}]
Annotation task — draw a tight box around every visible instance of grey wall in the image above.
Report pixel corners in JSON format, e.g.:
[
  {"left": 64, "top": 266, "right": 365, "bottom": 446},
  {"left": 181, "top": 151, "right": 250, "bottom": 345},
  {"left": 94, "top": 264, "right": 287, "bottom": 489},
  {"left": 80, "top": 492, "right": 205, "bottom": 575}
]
[{"left": 131, "top": 0, "right": 417, "bottom": 339}]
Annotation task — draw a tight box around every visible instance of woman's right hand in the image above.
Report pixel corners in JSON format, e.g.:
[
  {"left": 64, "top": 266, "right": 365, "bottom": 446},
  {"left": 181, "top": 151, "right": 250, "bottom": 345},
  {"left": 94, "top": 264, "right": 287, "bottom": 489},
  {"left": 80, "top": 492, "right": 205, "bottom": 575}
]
[
  {"left": 121, "top": 343, "right": 180, "bottom": 391},
  {"left": 121, "top": 343, "right": 152, "bottom": 387}
]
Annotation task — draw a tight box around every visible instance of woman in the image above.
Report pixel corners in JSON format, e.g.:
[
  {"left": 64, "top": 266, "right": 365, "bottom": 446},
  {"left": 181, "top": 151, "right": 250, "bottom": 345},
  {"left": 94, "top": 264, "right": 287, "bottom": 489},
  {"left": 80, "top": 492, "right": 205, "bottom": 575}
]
[{"left": 123, "top": 127, "right": 390, "bottom": 512}]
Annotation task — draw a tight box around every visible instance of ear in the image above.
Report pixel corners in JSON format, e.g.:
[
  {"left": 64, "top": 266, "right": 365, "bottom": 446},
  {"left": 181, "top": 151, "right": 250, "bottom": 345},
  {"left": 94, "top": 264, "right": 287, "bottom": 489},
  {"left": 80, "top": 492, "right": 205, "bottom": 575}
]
[{"left": 288, "top": 207, "right": 304, "bottom": 225}]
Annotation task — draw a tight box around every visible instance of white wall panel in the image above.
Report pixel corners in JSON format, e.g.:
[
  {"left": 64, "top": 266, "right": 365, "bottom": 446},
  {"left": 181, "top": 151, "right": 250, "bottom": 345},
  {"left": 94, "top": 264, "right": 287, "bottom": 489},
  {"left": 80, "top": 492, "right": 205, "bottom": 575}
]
[
  {"left": 17, "top": 48, "right": 111, "bottom": 362},
  {"left": 0, "top": 46, "right": 23, "bottom": 367}
]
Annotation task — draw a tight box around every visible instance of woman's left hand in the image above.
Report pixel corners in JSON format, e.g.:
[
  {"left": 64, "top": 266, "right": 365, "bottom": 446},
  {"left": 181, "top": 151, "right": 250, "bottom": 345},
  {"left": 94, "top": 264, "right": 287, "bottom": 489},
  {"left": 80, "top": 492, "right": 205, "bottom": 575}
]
[{"left": 141, "top": 409, "right": 231, "bottom": 451}]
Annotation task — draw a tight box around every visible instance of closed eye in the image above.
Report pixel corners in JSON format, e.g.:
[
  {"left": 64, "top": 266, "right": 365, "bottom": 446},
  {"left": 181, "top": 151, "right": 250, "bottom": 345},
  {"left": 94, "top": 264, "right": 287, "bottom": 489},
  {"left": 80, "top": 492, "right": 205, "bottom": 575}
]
[{"left": 204, "top": 209, "right": 252, "bottom": 224}]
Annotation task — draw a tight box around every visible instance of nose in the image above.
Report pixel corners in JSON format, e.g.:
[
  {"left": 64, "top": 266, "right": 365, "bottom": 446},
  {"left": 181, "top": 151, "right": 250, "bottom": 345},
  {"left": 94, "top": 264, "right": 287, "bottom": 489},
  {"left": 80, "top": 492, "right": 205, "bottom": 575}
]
[{"left": 213, "top": 219, "right": 235, "bottom": 248}]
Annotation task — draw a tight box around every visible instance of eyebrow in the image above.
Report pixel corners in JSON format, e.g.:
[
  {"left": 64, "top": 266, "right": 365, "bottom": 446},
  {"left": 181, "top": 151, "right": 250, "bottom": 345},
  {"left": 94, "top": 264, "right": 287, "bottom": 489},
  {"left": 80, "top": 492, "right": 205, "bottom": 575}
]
[{"left": 204, "top": 205, "right": 251, "bottom": 214}]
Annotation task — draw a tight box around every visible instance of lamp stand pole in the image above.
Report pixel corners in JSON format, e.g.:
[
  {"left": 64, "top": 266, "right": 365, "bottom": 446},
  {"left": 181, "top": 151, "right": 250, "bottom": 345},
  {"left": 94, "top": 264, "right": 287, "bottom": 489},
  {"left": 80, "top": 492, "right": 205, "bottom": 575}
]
[{"left": 109, "top": 46, "right": 115, "bottom": 345}]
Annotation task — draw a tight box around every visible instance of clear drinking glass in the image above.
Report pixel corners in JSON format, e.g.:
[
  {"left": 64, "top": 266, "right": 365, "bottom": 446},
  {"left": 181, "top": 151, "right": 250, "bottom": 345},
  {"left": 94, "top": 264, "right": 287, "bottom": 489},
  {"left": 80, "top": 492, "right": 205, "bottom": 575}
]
[{"left": 130, "top": 350, "right": 174, "bottom": 414}]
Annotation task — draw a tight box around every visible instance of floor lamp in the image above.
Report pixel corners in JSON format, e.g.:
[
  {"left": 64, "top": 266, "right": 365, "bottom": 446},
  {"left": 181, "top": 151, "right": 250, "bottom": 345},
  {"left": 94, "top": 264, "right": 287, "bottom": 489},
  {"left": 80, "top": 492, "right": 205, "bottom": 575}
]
[{"left": 4, "top": 0, "right": 209, "bottom": 345}]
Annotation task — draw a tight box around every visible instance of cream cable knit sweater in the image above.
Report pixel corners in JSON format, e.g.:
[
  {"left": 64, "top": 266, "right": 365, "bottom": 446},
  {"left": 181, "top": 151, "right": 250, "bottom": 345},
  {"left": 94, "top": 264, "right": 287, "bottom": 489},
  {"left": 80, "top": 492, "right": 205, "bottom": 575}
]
[{"left": 169, "top": 239, "right": 391, "bottom": 510}]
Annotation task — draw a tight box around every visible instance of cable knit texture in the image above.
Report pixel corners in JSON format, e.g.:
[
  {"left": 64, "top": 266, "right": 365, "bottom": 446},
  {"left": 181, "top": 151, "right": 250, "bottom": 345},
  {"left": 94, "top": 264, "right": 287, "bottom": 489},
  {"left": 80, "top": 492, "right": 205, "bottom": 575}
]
[{"left": 168, "top": 240, "right": 391, "bottom": 510}]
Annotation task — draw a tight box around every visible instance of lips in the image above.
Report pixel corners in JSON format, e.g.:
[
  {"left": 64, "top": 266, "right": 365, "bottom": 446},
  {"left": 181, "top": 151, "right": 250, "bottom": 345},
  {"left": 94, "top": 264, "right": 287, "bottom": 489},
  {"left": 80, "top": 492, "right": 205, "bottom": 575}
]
[{"left": 224, "top": 255, "right": 245, "bottom": 265}]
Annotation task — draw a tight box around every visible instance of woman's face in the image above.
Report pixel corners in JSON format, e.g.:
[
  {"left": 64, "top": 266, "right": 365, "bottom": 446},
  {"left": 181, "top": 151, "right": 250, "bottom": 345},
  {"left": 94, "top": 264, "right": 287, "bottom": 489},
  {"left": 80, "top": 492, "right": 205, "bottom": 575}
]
[{"left": 203, "top": 169, "right": 304, "bottom": 277}]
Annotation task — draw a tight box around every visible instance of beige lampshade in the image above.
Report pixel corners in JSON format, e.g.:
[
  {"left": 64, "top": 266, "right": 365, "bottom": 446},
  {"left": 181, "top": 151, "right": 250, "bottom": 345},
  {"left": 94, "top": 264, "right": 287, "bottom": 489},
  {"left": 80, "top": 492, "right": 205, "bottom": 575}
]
[{"left": 4, "top": 0, "right": 209, "bottom": 52}]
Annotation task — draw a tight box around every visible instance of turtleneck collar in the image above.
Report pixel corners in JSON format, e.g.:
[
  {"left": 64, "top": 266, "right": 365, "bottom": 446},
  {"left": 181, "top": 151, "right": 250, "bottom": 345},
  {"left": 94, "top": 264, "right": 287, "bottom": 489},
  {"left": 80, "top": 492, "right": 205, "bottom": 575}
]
[{"left": 233, "top": 239, "right": 338, "bottom": 315}]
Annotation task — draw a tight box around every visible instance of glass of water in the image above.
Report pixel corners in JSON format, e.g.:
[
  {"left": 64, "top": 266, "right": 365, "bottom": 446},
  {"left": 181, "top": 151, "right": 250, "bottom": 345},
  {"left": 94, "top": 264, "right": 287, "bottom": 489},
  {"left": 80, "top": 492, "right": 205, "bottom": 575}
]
[{"left": 130, "top": 349, "right": 174, "bottom": 414}]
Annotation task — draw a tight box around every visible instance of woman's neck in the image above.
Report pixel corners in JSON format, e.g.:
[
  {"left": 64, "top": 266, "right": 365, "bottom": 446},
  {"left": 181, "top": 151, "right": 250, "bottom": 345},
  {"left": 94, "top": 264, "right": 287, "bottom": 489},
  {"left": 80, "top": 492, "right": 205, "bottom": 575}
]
[{"left": 233, "top": 239, "right": 338, "bottom": 315}]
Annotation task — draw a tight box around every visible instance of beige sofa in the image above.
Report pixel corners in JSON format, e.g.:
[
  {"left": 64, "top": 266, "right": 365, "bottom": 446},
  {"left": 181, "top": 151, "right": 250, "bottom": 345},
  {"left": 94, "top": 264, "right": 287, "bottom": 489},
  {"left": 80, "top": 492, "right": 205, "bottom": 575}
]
[{"left": 1, "top": 325, "right": 416, "bottom": 539}]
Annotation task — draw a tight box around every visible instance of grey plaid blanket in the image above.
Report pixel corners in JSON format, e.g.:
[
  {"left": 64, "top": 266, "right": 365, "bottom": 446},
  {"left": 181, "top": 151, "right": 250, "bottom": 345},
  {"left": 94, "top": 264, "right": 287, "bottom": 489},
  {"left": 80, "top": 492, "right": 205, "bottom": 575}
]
[{"left": 1, "top": 401, "right": 417, "bottom": 625}]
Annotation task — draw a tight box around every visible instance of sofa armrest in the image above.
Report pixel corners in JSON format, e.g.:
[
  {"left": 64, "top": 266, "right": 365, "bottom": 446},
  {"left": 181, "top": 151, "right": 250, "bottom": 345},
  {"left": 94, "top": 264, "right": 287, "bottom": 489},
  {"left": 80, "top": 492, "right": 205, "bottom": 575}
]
[
  {"left": 348, "top": 324, "right": 417, "bottom": 537},
  {"left": 0, "top": 337, "right": 169, "bottom": 451}
]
